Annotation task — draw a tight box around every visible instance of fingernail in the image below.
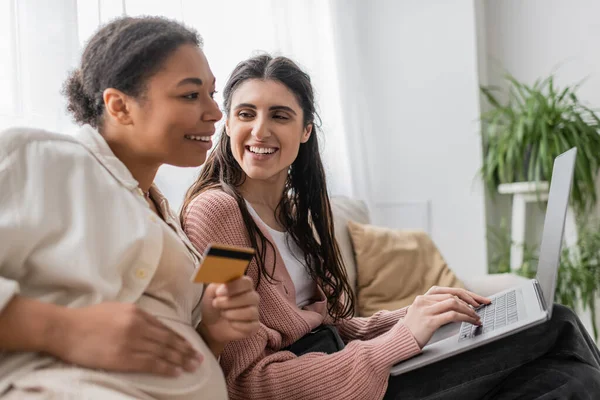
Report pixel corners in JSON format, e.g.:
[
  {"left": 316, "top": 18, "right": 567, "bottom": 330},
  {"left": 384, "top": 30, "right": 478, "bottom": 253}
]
[
  {"left": 185, "top": 359, "right": 200, "bottom": 371},
  {"left": 196, "top": 353, "right": 204, "bottom": 362},
  {"left": 216, "top": 285, "right": 227, "bottom": 296},
  {"left": 174, "top": 367, "right": 183, "bottom": 376}
]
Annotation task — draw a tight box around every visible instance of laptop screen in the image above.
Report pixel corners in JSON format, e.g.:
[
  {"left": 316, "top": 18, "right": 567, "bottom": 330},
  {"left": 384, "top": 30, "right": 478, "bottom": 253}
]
[{"left": 535, "top": 148, "right": 577, "bottom": 315}]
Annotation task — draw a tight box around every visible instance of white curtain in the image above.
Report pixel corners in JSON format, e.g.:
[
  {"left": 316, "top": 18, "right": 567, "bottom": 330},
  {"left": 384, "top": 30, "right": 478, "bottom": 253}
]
[
  {"left": 0, "top": 0, "right": 358, "bottom": 210},
  {"left": 0, "top": 0, "right": 80, "bottom": 134}
]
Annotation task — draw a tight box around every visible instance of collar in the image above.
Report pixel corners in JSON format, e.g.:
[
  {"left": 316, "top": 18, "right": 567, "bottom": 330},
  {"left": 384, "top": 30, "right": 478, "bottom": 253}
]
[
  {"left": 150, "top": 185, "right": 203, "bottom": 262},
  {"left": 75, "top": 125, "right": 203, "bottom": 261},
  {"left": 74, "top": 124, "right": 140, "bottom": 191}
]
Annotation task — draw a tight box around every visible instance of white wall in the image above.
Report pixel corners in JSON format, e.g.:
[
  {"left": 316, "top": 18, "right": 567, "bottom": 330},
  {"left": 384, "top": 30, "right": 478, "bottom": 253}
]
[
  {"left": 331, "top": 0, "right": 489, "bottom": 278},
  {"left": 479, "top": 0, "right": 600, "bottom": 248},
  {"left": 482, "top": 0, "right": 600, "bottom": 97}
]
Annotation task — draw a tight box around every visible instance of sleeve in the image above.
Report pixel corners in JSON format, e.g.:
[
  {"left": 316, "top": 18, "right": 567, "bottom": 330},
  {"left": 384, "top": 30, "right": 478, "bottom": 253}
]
[
  {"left": 0, "top": 147, "right": 23, "bottom": 311},
  {"left": 0, "top": 130, "right": 127, "bottom": 314},
  {"left": 182, "top": 190, "right": 255, "bottom": 256},
  {"left": 335, "top": 307, "right": 409, "bottom": 342},
  {"left": 183, "top": 191, "right": 422, "bottom": 400}
]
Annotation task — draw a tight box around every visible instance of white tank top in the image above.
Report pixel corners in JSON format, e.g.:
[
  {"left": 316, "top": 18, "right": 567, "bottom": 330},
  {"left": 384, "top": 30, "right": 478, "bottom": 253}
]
[{"left": 246, "top": 201, "right": 317, "bottom": 308}]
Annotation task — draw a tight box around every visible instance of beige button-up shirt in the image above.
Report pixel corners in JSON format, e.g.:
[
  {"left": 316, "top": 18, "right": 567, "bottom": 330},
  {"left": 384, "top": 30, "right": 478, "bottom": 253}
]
[{"left": 0, "top": 125, "right": 205, "bottom": 393}]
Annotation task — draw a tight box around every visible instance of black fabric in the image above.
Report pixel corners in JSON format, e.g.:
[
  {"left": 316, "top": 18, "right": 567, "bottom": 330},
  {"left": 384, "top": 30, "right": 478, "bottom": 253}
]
[
  {"left": 284, "top": 325, "right": 345, "bottom": 356},
  {"left": 384, "top": 304, "right": 600, "bottom": 400}
]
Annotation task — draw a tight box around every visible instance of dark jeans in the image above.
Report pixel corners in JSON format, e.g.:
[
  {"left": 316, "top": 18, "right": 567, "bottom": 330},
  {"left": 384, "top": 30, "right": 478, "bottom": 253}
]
[{"left": 385, "top": 304, "right": 600, "bottom": 399}]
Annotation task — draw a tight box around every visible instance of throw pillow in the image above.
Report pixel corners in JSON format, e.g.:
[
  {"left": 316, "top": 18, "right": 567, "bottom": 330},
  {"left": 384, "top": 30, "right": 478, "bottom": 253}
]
[{"left": 347, "top": 220, "right": 464, "bottom": 317}]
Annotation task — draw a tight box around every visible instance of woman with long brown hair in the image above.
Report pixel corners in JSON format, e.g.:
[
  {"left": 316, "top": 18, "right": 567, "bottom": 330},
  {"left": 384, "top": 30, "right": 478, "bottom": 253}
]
[{"left": 182, "top": 54, "right": 600, "bottom": 400}]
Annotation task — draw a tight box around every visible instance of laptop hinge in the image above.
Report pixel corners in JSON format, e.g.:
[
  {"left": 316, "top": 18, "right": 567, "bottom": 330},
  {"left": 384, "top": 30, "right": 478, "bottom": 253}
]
[{"left": 533, "top": 279, "right": 548, "bottom": 312}]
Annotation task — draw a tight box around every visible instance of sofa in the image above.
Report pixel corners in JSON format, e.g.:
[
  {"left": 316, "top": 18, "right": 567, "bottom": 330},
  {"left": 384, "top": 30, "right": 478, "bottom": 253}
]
[{"left": 330, "top": 196, "right": 529, "bottom": 314}]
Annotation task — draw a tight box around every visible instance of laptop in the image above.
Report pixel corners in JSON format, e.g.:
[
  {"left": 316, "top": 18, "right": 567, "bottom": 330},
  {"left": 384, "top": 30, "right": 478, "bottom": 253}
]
[{"left": 390, "top": 147, "right": 577, "bottom": 376}]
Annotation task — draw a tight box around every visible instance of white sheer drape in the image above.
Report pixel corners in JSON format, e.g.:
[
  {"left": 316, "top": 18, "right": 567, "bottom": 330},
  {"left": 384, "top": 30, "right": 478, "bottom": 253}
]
[
  {"left": 0, "top": 0, "right": 355, "bottom": 210},
  {"left": 0, "top": 0, "right": 80, "bottom": 134}
]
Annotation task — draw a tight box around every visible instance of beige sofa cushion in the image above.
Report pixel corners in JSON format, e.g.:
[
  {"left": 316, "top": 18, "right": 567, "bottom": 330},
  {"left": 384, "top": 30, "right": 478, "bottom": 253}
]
[
  {"left": 347, "top": 220, "right": 465, "bottom": 317},
  {"left": 330, "top": 196, "right": 370, "bottom": 296}
]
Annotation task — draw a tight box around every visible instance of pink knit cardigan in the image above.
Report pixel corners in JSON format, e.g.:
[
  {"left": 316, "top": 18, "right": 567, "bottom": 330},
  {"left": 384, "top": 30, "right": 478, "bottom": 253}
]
[{"left": 182, "top": 190, "right": 421, "bottom": 400}]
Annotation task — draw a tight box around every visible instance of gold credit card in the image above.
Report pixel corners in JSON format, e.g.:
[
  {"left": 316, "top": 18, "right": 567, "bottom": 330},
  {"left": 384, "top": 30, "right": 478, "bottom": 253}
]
[{"left": 191, "top": 243, "right": 255, "bottom": 284}]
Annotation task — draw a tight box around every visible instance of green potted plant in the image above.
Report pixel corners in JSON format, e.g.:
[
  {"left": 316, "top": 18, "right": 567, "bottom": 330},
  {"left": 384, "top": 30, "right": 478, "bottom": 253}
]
[
  {"left": 557, "top": 219, "right": 600, "bottom": 338},
  {"left": 481, "top": 73, "right": 600, "bottom": 339},
  {"left": 479, "top": 74, "right": 600, "bottom": 214},
  {"left": 487, "top": 218, "right": 600, "bottom": 339}
]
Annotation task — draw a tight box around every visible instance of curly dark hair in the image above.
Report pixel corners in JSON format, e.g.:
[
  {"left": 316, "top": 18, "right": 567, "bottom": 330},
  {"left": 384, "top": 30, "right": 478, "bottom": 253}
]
[
  {"left": 181, "top": 55, "right": 356, "bottom": 321},
  {"left": 62, "top": 16, "right": 202, "bottom": 129}
]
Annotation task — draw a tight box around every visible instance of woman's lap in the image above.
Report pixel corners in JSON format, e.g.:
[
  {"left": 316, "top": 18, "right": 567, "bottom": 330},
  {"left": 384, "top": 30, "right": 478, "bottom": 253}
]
[
  {"left": 385, "top": 304, "right": 600, "bottom": 400},
  {"left": 0, "top": 366, "right": 152, "bottom": 400},
  {"left": 485, "top": 358, "right": 600, "bottom": 400}
]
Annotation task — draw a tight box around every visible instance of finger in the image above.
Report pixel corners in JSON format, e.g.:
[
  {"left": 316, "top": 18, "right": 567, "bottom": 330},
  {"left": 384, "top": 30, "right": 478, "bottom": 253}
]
[
  {"left": 431, "top": 297, "right": 480, "bottom": 321},
  {"left": 446, "top": 288, "right": 491, "bottom": 306},
  {"left": 135, "top": 340, "right": 203, "bottom": 372},
  {"left": 435, "top": 309, "right": 481, "bottom": 327},
  {"left": 463, "top": 290, "right": 492, "bottom": 305},
  {"left": 453, "top": 292, "right": 479, "bottom": 308},
  {"left": 129, "top": 351, "right": 183, "bottom": 377},
  {"left": 425, "top": 286, "right": 462, "bottom": 297},
  {"left": 425, "top": 285, "right": 443, "bottom": 295},
  {"left": 411, "top": 294, "right": 459, "bottom": 311},
  {"left": 213, "top": 290, "right": 260, "bottom": 310},
  {"left": 453, "top": 289, "right": 492, "bottom": 307},
  {"left": 202, "top": 283, "right": 219, "bottom": 303},
  {"left": 429, "top": 287, "right": 490, "bottom": 307},
  {"left": 132, "top": 340, "right": 188, "bottom": 369},
  {"left": 140, "top": 323, "right": 201, "bottom": 361},
  {"left": 420, "top": 294, "right": 455, "bottom": 302},
  {"left": 139, "top": 311, "right": 190, "bottom": 344},
  {"left": 219, "top": 305, "right": 260, "bottom": 322},
  {"left": 416, "top": 294, "right": 459, "bottom": 307},
  {"left": 228, "top": 320, "right": 261, "bottom": 336},
  {"left": 137, "top": 307, "right": 180, "bottom": 332},
  {"left": 424, "top": 294, "right": 475, "bottom": 315},
  {"left": 217, "top": 276, "right": 255, "bottom": 297}
]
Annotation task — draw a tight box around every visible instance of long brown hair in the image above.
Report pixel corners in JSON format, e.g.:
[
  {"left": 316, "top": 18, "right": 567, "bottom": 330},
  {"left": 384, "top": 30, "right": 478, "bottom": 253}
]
[{"left": 181, "top": 55, "right": 355, "bottom": 320}]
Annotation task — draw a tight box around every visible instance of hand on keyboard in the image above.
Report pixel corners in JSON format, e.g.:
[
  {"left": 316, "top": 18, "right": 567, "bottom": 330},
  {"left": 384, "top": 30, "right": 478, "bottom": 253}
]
[
  {"left": 403, "top": 287, "right": 492, "bottom": 348},
  {"left": 459, "top": 290, "right": 519, "bottom": 342},
  {"left": 424, "top": 286, "right": 492, "bottom": 308}
]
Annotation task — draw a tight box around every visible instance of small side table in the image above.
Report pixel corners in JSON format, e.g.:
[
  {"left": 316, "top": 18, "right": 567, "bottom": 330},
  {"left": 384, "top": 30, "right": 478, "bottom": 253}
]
[{"left": 498, "top": 182, "right": 577, "bottom": 271}]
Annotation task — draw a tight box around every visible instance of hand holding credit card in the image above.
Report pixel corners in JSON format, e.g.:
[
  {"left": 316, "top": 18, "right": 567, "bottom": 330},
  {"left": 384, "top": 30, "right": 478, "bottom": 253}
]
[{"left": 191, "top": 243, "right": 255, "bottom": 284}]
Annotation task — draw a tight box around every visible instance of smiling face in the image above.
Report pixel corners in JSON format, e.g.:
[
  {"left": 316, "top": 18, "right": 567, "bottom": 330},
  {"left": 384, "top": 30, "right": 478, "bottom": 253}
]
[
  {"left": 225, "top": 79, "right": 312, "bottom": 184},
  {"left": 124, "top": 44, "right": 223, "bottom": 167}
]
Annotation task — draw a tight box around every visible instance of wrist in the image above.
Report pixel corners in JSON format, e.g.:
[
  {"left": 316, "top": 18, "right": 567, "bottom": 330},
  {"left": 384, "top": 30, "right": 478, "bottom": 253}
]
[
  {"left": 41, "top": 305, "right": 76, "bottom": 358},
  {"left": 197, "top": 322, "right": 226, "bottom": 358},
  {"left": 0, "top": 296, "right": 73, "bottom": 355}
]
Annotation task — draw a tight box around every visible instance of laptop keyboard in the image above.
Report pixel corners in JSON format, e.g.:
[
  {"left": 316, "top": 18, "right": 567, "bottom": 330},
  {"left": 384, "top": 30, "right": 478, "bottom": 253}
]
[{"left": 458, "top": 290, "right": 519, "bottom": 342}]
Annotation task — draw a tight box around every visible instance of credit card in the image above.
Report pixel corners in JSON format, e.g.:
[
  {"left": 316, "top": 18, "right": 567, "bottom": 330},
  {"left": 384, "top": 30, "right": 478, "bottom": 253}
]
[{"left": 191, "top": 243, "right": 255, "bottom": 284}]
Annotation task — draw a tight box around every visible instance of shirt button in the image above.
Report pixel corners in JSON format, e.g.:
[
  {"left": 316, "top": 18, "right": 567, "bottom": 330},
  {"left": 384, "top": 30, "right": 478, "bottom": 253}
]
[
  {"left": 149, "top": 214, "right": 158, "bottom": 223},
  {"left": 135, "top": 268, "right": 148, "bottom": 279}
]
